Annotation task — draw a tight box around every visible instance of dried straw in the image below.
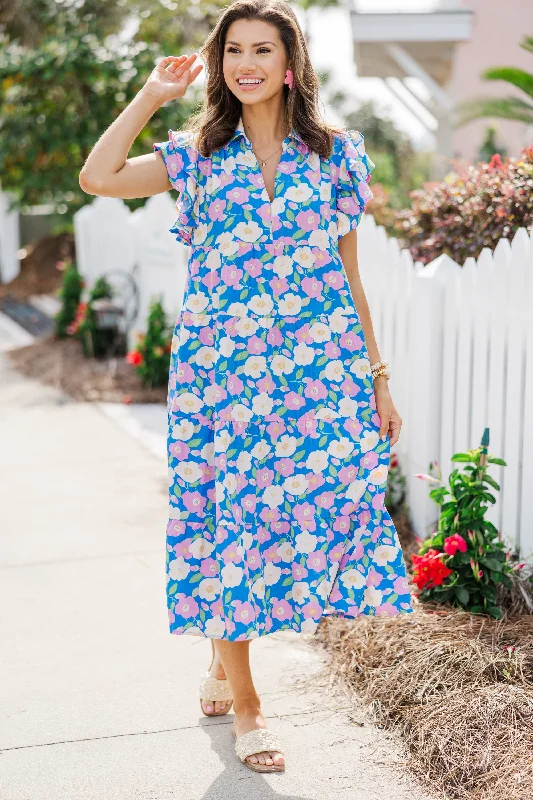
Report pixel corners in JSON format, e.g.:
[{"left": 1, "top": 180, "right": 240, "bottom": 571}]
[{"left": 314, "top": 604, "right": 533, "bottom": 799}]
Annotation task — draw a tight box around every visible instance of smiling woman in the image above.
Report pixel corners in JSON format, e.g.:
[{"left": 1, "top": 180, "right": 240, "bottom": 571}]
[{"left": 78, "top": 0, "right": 410, "bottom": 776}]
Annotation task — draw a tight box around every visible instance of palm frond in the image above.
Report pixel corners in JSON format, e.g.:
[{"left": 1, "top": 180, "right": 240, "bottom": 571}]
[
  {"left": 482, "top": 67, "right": 533, "bottom": 99},
  {"left": 455, "top": 96, "right": 533, "bottom": 127}
]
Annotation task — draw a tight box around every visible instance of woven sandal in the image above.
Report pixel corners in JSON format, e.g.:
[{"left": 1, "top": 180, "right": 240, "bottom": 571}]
[
  {"left": 233, "top": 727, "right": 285, "bottom": 773},
  {"left": 199, "top": 640, "right": 233, "bottom": 717}
]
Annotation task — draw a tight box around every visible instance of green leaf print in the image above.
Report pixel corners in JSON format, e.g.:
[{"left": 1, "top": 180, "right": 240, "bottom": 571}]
[
  {"left": 293, "top": 449, "right": 306, "bottom": 461},
  {"left": 282, "top": 577, "right": 293, "bottom": 587},
  {"left": 316, "top": 355, "right": 329, "bottom": 367},
  {"left": 168, "top": 582, "right": 178, "bottom": 596},
  {"left": 239, "top": 289, "right": 249, "bottom": 300},
  {"left": 189, "top": 573, "right": 203, "bottom": 583},
  {"left": 224, "top": 216, "right": 235, "bottom": 229},
  {"left": 187, "top": 438, "right": 203, "bottom": 448}
]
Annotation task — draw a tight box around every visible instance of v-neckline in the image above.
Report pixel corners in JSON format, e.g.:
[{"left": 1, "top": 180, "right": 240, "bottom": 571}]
[{"left": 252, "top": 139, "right": 290, "bottom": 206}]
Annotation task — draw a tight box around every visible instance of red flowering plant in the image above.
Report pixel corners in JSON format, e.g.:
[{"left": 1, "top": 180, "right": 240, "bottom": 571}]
[
  {"left": 395, "top": 146, "right": 533, "bottom": 265},
  {"left": 412, "top": 429, "right": 516, "bottom": 619},
  {"left": 126, "top": 298, "right": 172, "bottom": 388},
  {"left": 384, "top": 451, "right": 407, "bottom": 514}
]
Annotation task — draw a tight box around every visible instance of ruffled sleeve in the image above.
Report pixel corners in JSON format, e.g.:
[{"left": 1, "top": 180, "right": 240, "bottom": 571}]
[
  {"left": 153, "top": 129, "right": 200, "bottom": 247},
  {"left": 334, "top": 129, "right": 375, "bottom": 238}
]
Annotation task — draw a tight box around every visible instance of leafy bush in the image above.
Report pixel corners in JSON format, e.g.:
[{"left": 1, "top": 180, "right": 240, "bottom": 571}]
[
  {"left": 126, "top": 299, "right": 172, "bottom": 388},
  {"left": 412, "top": 431, "right": 517, "bottom": 619},
  {"left": 395, "top": 147, "right": 533, "bottom": 265},
  {"left": 385, "top": 451, "right": 406, "bottom": 514},
  {"left": 75, "top": 276, "right": 116, "bottom": 359},
  {"left": 55, "top": 259, "right": 84, "bottom": 338}
]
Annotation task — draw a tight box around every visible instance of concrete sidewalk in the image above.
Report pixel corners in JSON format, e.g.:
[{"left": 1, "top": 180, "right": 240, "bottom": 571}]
[{"left": 0, "top": 348, "right": 434, "bottom": 800}]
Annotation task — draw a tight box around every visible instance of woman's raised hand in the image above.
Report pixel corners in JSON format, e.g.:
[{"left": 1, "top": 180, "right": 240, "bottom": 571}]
[{"left": 143, "top": 54, "right": 203, "bottom": 104}]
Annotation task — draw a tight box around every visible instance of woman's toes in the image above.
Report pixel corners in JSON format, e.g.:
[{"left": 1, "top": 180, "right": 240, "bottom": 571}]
[
  {"left": 247, "top": 755, "right": 259, "bottom": 764},
  {"left": 203, "top": 702, "right": 213, "bottom": 713},
  {"left": 214, "top": 700, "right": 224, "bottom": 713},
  {"left": 271, "top": 751, "right": 285, "bottom": 767}
]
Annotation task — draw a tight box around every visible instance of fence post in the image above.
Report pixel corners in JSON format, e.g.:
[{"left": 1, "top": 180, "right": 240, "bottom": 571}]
[
  {"left": 0, "top": 191, "right": 20, "bottom": 284},
  {"left": 405, "top": 254, "right": 460, "bottom": 540}
]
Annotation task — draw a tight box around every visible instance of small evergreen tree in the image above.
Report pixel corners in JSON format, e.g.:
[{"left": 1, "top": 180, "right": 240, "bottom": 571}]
[
  {"left": 126, "top": 298, "right": 172, "bottom": 388},
  {"left": 77, "top": 276, "right": 115, "bottom": 358},
  {"left": 55, "top": 260, "right": 84, "bottom": 338}
]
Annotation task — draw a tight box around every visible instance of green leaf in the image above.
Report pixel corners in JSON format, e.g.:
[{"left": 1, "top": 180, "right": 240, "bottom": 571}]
[
  {"left": 488, "top": 457, "right": 507, "bottom": 466},
  {"left": 486, "top": 605, "right": 503, "bottom": 619},
  {"left": 455, "top": 586, "right": 469, "bottom": 605}
]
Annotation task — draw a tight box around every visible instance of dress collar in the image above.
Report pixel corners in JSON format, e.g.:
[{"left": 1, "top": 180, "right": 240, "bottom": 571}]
[{"left": 229, "top": 116, "right": 304, "bottom": 146}]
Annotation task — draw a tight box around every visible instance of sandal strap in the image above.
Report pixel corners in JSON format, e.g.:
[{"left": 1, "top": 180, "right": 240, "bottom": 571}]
[
  {"left": 199, "top": 672, "right": 233, "bottom": 702},
  {"left": 235, "top": 728, "right": 283, "bottom": 762}
]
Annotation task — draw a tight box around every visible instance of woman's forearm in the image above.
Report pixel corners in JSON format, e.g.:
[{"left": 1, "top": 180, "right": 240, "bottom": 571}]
[{"left": 79, "top": 87, "right": 163, "bottom": 187}]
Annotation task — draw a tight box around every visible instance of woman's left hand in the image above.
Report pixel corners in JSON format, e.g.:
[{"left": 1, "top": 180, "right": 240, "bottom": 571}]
[{"left": 374, "top": 378, "right": 402, "bottom": 447}]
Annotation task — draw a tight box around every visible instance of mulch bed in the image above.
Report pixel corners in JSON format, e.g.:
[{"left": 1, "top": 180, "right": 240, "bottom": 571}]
[
  {"left": 6, "top": 334, "right": 167, "bottom": 404},
  {"left": 314, "top": 525, "right": 533, "bottom": 800}
]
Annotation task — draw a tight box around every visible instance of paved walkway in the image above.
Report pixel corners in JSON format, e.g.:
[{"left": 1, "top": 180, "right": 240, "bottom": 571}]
[{"left": 0, "top": 334, "right": 434, "bottom": 800}]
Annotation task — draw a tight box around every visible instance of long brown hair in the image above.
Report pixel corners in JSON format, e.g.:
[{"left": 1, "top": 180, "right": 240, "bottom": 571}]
[{"left": 186, "top": 0, "right": 344, "bottom": 158}]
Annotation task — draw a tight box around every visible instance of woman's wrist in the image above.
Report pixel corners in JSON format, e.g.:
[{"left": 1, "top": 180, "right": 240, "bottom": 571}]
[{"left": 373, "top": 374, "right": 389, "bottom": 392}]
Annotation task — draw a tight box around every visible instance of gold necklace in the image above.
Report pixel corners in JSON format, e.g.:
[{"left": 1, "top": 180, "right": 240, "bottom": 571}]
[{"left": 252, "top": 144, "right": 283, "bottom": 167}]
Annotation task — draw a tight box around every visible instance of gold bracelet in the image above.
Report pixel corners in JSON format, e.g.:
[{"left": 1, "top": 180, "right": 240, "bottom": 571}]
[{"left": 373, "top": 367, "right": 390, "bottom": 380}]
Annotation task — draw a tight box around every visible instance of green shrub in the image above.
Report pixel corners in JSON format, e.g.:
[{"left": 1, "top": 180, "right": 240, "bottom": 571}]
[{"left": 55, "top": 260, "right": 84, "bottom": 339}]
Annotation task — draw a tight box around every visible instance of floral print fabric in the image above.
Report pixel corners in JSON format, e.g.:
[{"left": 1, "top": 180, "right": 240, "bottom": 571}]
[{"left": 154, "top": 117, "right": 414, "bottom": 640}]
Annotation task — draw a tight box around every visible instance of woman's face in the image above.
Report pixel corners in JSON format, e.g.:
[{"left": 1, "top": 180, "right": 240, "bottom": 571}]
[{"left": 223, "top": 18, "right": 288, "bottom": 105}]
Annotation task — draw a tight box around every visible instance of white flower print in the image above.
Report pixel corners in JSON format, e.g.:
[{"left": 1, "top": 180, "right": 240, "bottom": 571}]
[
  {"left": 364, "top": 586, "right": 383, "bottom": 608},
  {"left": 234, "top": 220, "right": 263, "bottom": 242},
  {"left": 278, "top": 293, "right": 303, "bottom": 316},
  {"left": 327, "top": 437, "right": 355, "bottom": 459},
  {"left": 368, "top": 464, "right": 389, "bottom": 486},
  {"left": 198, "top": 577, "right": 222, "bottom": 601},
  {"left": 285, "top": 183, "right": 314, "bottom": 203},
  {"left": 350, "top": 357, "right": 371, "bottom": 380},
  {"left": 306, "top": 450, "right": 329, "bottom": 474},
  {"left": 340, "top": 568, "right": 366, "bottom": 589},
  {"left": 262, "top": 483, "right": 285, "bottom": 509},
  {"left": 221, "top": 563, "right": 244, "bottom": 588},
  {"left": 172, "top": 392, "right": 204, "bottom": 414},
  {"left": 373, "top": 544, "right": 399, "bottom": 566},
  {"left": 293, "top": 342, "right": 315, "bottom": 367},
  {"left": 277, "top": 542, "right": 296, "bottom": 561},
  {"left": 242, "top": 354, "right": 268, "bottom": 379},
  {"left": 270, "top": 354, "right": 297, "bottom": 378},
  {"left": 175, "top": 460, "right": 203, "bottom": 484},
  {"left": 345, "top": 478, "right": 368, "bottom": 504},
  {"left": 292, "top": 581, "right": 311, "bottom": 603},
  {"left": 324, "top": 360, "right": 345, "bottom": 382},
  {"left": 205, "top": 616, "right": 226, "bottom": 637},
  {"left": 188, "top": 538, "right": 215, "bottom": 559},
  {"left": 230, "top": 403, "right": 254, "bottom": 423},
  {"left": 308, "top": 228, "right": 330, "bottom": 251},
  {"left": 282, "top": 473, "right": 310, "bottom": 496},
  {"left": 234, "top": 316, "right": 260, "bottom": 337},
  {"left": 338, "top": 397, "right": 359, "bottom": 417},
  {"left": 236, "top": 451, "right": 253, "bottom": 475},
  {"left": 248, "top": 293, "right": 275, "bottom": 315},
  {"left": 309, "top": 321, "right": 332, "bottom": 343},
  {"left": 293, "top": 246, "right": 316, "bottom": 270},
  {"left": 168, "top": 556, "right": 190, "bottom": 581},
  {"left": 272, "top": 255, "right": 293, "bottom": 278},
  {"left": 251, "top": 392, "right": 274, "bottom": 416},
  {"left": 294, "top": 530, "right": 318, "bottom": 553},
  {"left": 264, "top": 562, "right": 282, "bottom": 586},
  {"left": 185, "top": 291, "right": 209, "bottom": 313},
  {"left": 274, "top": 434, "right": 298, "bottom": 458},
  {"left": 170, "top": 419, "right": 195, "bottom": 441},
  {"left": 360, "top": 430, "right": 379, "bottom": 453},
  {"left": 196, "top": 345, "right": 217, "bottom": 370}
]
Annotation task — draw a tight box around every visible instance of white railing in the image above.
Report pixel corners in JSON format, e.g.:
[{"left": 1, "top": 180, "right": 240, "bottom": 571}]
[
  {"left": 0, "top": 191, "right": 20, "bottom": 284},
  {"left": 73, "top": 197, "right": 533, "bottom": 562}
]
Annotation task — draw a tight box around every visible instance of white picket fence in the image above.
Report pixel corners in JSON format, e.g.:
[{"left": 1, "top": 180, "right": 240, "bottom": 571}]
[
  {"left": 0, "top": 191, "right": 20, "bottom": 284},
  {"left": 73, "top": 196, "right": 533, "bottom": 562},
  {"left": 357, "top": 215, "right": 533, "bottom": 563},
  {"left": 73, "top": 194, "right": 189, "bottom": 350}
]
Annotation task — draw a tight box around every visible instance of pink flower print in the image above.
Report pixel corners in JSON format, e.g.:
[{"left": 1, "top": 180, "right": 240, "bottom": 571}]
[
  {"left": 183, "top": 491, "right": 207, "bottom": 515},
  {"left": 303, "top": 380, "right": 328, "bottom": 402},
  {"left": 265, "top": 615, "right": 273, "bottom": 633},
  {"left": 301, "top": 599, "right": 322, "bottom": 619},
  {"left": 320, "top": 202, "right": 332, "bottom": 222},
  {"left": 366, "top": 567, "right": 383, "bottom": 587},
  {"left": 256, "top": 521, "right": 273, "bottom": 542},
  {"left": 307, "top": 550, "right": 327, "bottom": 572},
  {"left": 362, "top": 451, "right": 379, "bottom": 470},
  {"left": 371, "top": 526, "right": 383, "bottom": 543},
  {"left": 198, "top": 325, "right": 215, "bottom": 346},
  {"left": 201, "top": 267, "right": 220, "bottom": 293},
  {"left": 323, "top": 270, "right": 344, "bottom": 289},
  {"left": 393, "top": 576, "right": 410, "bottom": 595},
  {"left": 353, "top": 540, "right": 365, "bottom": 560},
  {"left": 293, "top": 502, "right": 317, "bottom": 530},
  {"left": 301, "top": 276, "right": 324, "bottom": 299},
  {"left": 307, "top": 473, "right": 326, "bottom": 492},
  {"left": 372, "top": 492, "right": 385, "bottom": 510},
  {"left": 328, "top": 584, "right": 343, "bottom": 603},
  {"left": 316, "top": 491, "right": 336, "bottom": 512},
  {"left": 227, "top": 187, "right": 250, "bottom": 204},
  {"left": 339, "top": 465, "right": 357, "bottom": 485},
  {"left": 166, "top": 152, "right": 184, "bottom": 182},
  {"left": 221, "top": 264, "right": 244, "bottom": 288},
  {"left": 234, "top": 600, "right": 256, "bottom": 624},
  {"left": 200, "top": 558, "right": 219, "bottom": 577},
  {"left": 338, "top": 195, "right": 361, "bottom": 216},
  {"left": 313, "top": 249, "right": 333, "bottom": 269},
  {"left": 226, "top": 617, "right": 236, "bottom": 636},
  {"left": 226, "top": 375, "right": 245, "bottom": 396},
  {"left": 264, "top": 543, "right": 281, "bottom": 562},
  {"left": 247, "top": 548, "right": 261, "bottom": 569},
  {"left": 292, "top": 562, "right": 309, "bottom": 580},
  {"left": 264, "top": 418, "right": 286, "bottom": 440},
  {"left": 208, "top": 198, "right": 227, "bottom": 221},
  {"left": 270, "top": 276, "right": 290, "bottom": 297},
  {"left": 375, "top": 603, "right": 399, "bottom": 616},
  {"left": 173, "top": 537, "right": 193, "bottom": 557},
  {"left": 247, "top": 335, "right": 267, "bottom": 356},
  {"left": 168, "top": 608, "right": 175, "bottom": 625},
  {"left": 324, "top": 340, "right": 340, "bottom": 359},
  {"left": 371, "top": 411, "right": 381, "bottom": 428},
  {"left": 266, "top": 325, "right": 284, "bottom": 346},
  {"left": 256, "top": 467, "right": 274, "bottom": 490},
  {"left": 338, "top": 553, "right": 350, "bottom": 571},
  {"left": 210, "top": 598, "right": 223, "bottom": 615},
  {"left": 176, "top": 362, "right": 195, "bottom": 384},
  {"left": 295, "top": 209, "right": 320, "bottom": 232},
  {"left": 244, "top": 259, "right": 264, "bottom": 279},
  {"left": 199, "top": 463, "right": 215, "bottom": 485},
  {"left": 274, "top": 458, "right": 296, "bottom": 478},
  {"left": 167, "top": 519, "right": 186, "bottom": 537},
  {"left": 344, "top": 417, "right": 363, "bottom": 438},
  {"left": 258, "top": 205, "right": 272, "bottom": 226},
  {"left": 332, "top": 515, "right": 352, "bottom": 536},
  {"left": 174, "top": 594, "right": 200, "bottom": 619},
  {"left": 358, "top": 509, "right": 371, "bottom": 526},
  {"left": 257, "top": 374, "right": 277, "bottom": 394},
  {"left": 294, "top": 323, "right": 313, "bottom": 344},
  {"left": 221, "top": 542, "right": 241, "bottom": 564},
  {"left": 271, "top": 599, "right": 294, "bottom": 621},
  {"left": 340, "top": 331, "right": 363, "bottom": 352},
  {"left": 242, "top": 493, "right": 257, "bottom": 516},
  {"left": 330, "top": 543, "right": 345, "bottom": 562},
  {"left": 198, "top": 159, "right": 212, "bottom": 177},
  {"left": 285, "top": 391, "right": 308, "bottom": 412}
]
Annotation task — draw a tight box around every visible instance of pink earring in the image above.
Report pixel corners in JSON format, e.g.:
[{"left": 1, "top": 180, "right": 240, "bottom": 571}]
[{"left": 284, "top": 69, "right": 294, "bottom": 90}]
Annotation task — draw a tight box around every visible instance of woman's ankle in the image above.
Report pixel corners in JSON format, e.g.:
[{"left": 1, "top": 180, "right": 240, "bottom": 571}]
[{"left": 233, "top": 696, "right": 262, "bottom": 716}]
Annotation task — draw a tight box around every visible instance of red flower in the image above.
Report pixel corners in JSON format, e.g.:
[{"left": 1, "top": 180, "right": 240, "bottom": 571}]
[
  {"left": 411, "top": 549, "right": 453, "bottom": 590},
  {"left": 488, "top": 153, "right": 503, "bottom": 172},
  {"left": 126, "top": 350, "right": 143, "bottom": 366},
  {"left": 443, "top": 533, "right": 468, "bottom": 556}
]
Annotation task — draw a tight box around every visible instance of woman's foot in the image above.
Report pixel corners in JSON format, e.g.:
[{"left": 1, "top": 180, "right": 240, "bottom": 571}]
[
  {"left": 200, "top": 642, "right": 232, "bottom": 715},
  {"left": 232, "top": 706, "right": 285, "bottom": 769}
]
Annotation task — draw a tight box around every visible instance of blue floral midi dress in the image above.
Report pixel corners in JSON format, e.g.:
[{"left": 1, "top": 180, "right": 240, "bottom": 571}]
[{"left": 154, "top": 116, "right": 414, "bottom": 640}]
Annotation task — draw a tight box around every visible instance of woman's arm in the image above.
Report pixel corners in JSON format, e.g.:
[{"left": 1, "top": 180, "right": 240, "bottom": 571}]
[
  {"left": 79, "top": 53, "right": 202, "bottom": 200},
  {"left": 338, "top": 227, "right": 402, "bottom": 447}
]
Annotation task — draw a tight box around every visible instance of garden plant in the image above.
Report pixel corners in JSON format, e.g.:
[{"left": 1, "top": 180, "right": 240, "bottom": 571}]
[
  {"left": 126, "top": 298, "right": 172, "bottom": 389},
  {"left": 55, "top": 259, "right": 84, "bottom": 339}
]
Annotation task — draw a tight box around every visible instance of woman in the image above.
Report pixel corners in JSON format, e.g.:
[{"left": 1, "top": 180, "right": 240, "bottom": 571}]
[{"left": 79, "top": 0, "right": 414, "bottom": 774}]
